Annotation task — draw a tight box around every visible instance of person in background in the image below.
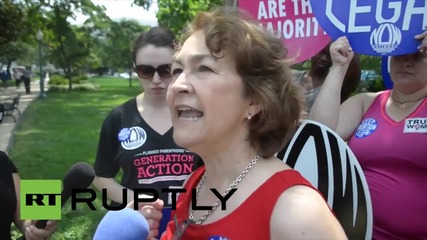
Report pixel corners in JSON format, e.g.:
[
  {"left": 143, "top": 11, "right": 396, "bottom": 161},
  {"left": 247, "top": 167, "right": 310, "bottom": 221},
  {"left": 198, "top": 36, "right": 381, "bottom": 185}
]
[
  {"left": 92, "top": 26, "right": 203, "bottom": 238},
  {"left": 139, "top": 7, "right": 347, "bottom": 239},
  {"left": 1, "top": 69, "right": 11, "bottom": 89},
  {"left": 12, "top": 68, "right": 23, "bottom": 89},
  {"left": 22, "top": 67, "right": 32, "bottom": 94},
  {"left": 0, "top": 151, "right": 57, "bottom": 240},
  {"left": 309, "top": 29, "right": 427, "bottom": 239},
  {"left": 292, "top": 43, "right": 361, "bottom": 119}
]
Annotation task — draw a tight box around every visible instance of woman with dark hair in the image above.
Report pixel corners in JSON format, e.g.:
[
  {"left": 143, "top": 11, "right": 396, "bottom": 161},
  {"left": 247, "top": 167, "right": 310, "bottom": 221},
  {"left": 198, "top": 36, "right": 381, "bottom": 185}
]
[
  {"left": 293, "top": 42, "right": 361, "bottom": 119},
  {"left": 93, "top": 26, "right": 202, "bottom": 238}
]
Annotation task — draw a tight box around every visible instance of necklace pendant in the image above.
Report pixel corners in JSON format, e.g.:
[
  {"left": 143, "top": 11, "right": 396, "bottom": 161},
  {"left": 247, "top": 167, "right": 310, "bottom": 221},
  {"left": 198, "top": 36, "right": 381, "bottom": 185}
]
[{"left": 399, "top": 103, "right": 406, "bottom": 109}]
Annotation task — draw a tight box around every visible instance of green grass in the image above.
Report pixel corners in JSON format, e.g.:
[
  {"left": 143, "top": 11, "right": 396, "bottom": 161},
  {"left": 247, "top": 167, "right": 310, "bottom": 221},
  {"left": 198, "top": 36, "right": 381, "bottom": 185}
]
[{"left": 8, "top": 77, "right": 141, "bottom": 240}]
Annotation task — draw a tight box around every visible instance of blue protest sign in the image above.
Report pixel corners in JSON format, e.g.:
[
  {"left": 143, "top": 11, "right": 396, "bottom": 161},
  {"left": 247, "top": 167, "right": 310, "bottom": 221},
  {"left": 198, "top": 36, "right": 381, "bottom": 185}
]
[
  {"left": 310, "top": 0, "right": 426, "bottom": 56},
  {"left": 158, "top": 207, "right": 172, "bottom": 239},
  {"left": 381, "top": 56, "right": 393, "bottom": 89}
]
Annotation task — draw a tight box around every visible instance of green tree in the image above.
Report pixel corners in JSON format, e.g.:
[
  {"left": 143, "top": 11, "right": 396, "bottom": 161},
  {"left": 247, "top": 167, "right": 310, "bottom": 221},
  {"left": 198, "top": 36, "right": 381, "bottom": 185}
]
[
  {"left": 44, "top": 3, "right": 86, "bottom": 90},
  {"left": 0, "top": 42, "right": 35, "bottom": 70},
  {"left": 0, "top": 0, "right": 33, "bottom": 71},
  {"left": 27, "top": 0, "right": 110, "bottom": 90},
  {"left": 0, "top": 0, "right": 112, "bottom": 89},
  {"left": 359, "top": 55, "right": 381, "bottom": 74},
  {"left": 0, "top": 0, "right": 27, "bottom": 45},
  {"left": 102, "top": 20, "right": 149, "bottom": 86},
  {"left": 358, "top": 55, "right": 384, "bottom": 92},
  {"left": 156, "top": 0, "right": 223, "bottom": 36}
]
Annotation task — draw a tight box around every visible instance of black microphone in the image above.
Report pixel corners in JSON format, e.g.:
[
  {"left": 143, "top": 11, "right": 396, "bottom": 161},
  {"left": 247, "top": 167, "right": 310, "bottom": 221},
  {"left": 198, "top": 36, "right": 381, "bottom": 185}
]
[
  {"left": 55, "top": 161, "right": 96, "bottom": 209},
  {"left": 18, "top": 162, "right": 95, "bottom": 239}
]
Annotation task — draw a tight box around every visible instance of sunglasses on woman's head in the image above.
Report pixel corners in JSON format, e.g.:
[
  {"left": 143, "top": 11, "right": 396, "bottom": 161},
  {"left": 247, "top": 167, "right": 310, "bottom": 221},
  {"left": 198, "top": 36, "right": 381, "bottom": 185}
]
[{"left": 134, "top": 64, "right": 172, "bottom": 79}]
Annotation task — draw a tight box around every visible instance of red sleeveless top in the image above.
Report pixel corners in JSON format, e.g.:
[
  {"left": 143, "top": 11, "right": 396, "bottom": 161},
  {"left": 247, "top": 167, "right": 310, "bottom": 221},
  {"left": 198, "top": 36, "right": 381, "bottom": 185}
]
[{"left": 161, "top": 166, "right": 317, "bottom": 240}]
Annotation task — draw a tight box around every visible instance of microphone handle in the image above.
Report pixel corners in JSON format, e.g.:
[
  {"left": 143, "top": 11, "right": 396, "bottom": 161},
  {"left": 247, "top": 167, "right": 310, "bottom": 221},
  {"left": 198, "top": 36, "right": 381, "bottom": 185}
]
[{"left": 17, "top": 188, "right": 72, "bottom": 239}]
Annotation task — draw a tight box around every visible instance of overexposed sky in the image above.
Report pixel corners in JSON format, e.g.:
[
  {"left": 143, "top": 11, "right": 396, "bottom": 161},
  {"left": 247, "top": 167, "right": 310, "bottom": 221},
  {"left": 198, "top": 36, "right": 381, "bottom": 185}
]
[{"left": 69, "top": 0, "right": 158, "bottom": 26}]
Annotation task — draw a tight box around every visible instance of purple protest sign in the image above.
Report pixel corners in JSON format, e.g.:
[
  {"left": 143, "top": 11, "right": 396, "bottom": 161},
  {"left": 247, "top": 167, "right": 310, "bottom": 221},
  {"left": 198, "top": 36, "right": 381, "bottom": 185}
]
[
  {"left": 238, "top": 0, "right": 332, "bottom": 63},
  {"left": 310, "top": 0, "right": 426, "bottom": 56}
]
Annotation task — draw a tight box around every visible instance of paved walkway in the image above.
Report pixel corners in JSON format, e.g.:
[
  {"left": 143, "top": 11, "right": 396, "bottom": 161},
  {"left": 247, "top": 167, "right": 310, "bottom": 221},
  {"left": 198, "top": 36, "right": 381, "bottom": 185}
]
[{"left": 0, "top": 80, "right": 44, "bottom": 152}]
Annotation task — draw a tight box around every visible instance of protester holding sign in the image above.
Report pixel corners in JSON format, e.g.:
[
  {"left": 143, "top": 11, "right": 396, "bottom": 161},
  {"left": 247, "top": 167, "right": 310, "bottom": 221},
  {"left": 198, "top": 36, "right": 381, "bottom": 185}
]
[
  {"left": 0, "top": 151, "right": 57, "bottom": 240},
  {"left": 309, "top": 30, "right": 427, "bottom": 239},
  {"left": 139, "top": 7, "right": 348, "bottom": 239},
  {"left": 292, "top": 42, "right": 361, "bottom": 118}
]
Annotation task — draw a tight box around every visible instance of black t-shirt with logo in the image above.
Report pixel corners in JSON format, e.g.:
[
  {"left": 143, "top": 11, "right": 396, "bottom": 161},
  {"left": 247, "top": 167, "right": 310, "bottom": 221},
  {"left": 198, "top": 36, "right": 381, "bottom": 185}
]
[
  {"left": 0, "top": 151, "right": 18, "bottom": 240},
  {"left": 94, "top": 97, "right": 203, "bottom": 207}
]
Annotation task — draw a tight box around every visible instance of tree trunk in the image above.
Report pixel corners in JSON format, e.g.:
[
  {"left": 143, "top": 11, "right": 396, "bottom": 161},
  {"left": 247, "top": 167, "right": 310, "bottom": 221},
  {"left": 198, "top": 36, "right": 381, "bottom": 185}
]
[
  {"left": 6, "top": 60, "right": 12, "bottom": 71},
  {"left": 65, "top": 67, "right": 72, "bottom": 91}
]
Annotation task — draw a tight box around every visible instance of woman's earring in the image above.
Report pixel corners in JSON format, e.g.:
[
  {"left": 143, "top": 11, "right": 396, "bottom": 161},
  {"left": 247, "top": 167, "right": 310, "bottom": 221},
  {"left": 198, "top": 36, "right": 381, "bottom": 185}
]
[{"left": 247, "top": 113, "right": 252, "bottom": 120}]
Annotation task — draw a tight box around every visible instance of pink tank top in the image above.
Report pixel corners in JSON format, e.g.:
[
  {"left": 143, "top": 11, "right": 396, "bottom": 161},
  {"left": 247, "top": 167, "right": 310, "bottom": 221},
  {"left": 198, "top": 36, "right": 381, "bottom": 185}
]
[{"left": 348, "top": 90, "right": 427, "bottom": 240}]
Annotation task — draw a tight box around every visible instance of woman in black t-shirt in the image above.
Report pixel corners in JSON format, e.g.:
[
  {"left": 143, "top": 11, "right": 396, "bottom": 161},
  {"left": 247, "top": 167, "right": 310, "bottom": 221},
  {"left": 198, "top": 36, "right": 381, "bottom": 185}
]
[
  {"left": 0, "top": 151, "right": 57, "bottom": 240},
  {"left": 93, "top": 27, "right": 203, "bottom": 239}
]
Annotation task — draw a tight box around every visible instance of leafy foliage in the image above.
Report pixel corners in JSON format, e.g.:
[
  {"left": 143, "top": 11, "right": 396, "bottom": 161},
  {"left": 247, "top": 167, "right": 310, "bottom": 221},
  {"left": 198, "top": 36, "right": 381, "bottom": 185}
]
[
  {"left": 3, "top": 0, "right": 109, "bottom": 90},
  {"left": 1, "top": 0, "right": 232, "bottom": 83},
  {"left": 0, "top": 0, "right": 27, "bottom": 45},
  {"left": 132, "top": 0, "right": 154, "bottom": 9},
  {"left": 49, "top": 74, "right": 68, "bottom": 85},
  {"left": 359, "top": 55, "right": 382, "bottom": 75},
  {"left": 0, "top": 0, "right": 35, "bottom": 69},
  {"left": 156, "top": 0, "right": 223, "bottom": 36},
  {"left": 104, "top": 20, "right": 149, "bottom": 71}
]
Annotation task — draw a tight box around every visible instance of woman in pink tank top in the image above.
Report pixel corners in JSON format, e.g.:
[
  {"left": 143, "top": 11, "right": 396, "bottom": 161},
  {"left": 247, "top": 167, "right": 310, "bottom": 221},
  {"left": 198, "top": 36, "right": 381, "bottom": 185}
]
[{"left": 310, "top": 29, "right": 427, "bottom": 239}]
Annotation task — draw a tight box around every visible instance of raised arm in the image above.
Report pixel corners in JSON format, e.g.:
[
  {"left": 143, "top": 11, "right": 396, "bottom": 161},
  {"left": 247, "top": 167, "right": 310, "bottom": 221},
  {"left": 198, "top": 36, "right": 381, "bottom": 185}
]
[{"left": 309, "top": 37, "right": 366, "bottom": 141}]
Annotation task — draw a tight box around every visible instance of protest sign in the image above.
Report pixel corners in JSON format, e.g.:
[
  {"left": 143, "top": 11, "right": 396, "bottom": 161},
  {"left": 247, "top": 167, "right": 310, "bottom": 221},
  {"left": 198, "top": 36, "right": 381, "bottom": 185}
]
[
  {"left": 310, "top": 0, "right": 426, "bottom": 56},
  {"left": 238, "top": 0, "right": 332, "bottom": 63}
]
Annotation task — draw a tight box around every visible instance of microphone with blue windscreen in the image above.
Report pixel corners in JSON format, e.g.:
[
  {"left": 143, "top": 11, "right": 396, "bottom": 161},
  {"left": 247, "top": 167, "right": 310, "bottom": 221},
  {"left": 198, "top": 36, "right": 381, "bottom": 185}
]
[{"left": 93, "top": 208, "right": 149, "bottom": 240}]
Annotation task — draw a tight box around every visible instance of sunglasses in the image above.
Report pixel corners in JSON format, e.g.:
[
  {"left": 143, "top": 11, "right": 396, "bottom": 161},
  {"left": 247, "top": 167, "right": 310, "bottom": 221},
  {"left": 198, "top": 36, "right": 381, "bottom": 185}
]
[
  {"left": 171, "top": 215, "right": 193, "bottom": 240},
  {"left": 134, "top": 64, "right": 172, "bottom": 79}
]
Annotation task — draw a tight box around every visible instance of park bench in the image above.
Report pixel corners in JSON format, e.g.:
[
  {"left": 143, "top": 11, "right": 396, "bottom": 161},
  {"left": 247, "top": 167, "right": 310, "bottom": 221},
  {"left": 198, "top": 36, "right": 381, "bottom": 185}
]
[{"left": 0, "top": 93, "right": 21, "bottom": 123}]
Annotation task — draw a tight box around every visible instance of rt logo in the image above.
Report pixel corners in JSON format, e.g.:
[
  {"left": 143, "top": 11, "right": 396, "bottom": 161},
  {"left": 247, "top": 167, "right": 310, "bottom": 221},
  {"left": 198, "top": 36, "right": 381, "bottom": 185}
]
[{"left": 20, "top": 180, "right": 62, "bottom": 220}]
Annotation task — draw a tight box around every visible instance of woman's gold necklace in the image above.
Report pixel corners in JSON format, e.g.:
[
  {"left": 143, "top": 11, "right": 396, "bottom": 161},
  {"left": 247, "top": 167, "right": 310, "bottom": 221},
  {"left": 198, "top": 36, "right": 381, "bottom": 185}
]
[{"left": 390, "top": 95, "right": 426, "bottom": 109}]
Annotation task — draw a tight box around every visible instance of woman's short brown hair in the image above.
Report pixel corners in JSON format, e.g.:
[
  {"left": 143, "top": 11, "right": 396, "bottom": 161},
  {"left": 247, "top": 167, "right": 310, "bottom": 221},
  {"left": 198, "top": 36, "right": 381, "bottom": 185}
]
[{"left": 178, "top": 7, "right": 303, "bottom": 158}]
